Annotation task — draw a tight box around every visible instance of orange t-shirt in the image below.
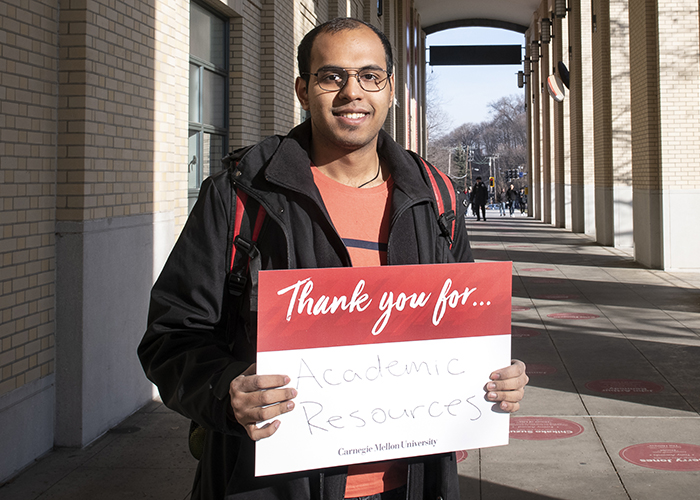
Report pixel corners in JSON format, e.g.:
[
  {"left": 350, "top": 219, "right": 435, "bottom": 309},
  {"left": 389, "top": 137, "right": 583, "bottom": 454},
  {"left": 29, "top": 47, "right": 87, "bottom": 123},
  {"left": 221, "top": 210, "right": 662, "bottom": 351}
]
[
  {"left": 311, "top": 166, "right": 407, "bottom": 497},
  {"left": 311, "top": 166, "right": 393, "bottom": 267}
]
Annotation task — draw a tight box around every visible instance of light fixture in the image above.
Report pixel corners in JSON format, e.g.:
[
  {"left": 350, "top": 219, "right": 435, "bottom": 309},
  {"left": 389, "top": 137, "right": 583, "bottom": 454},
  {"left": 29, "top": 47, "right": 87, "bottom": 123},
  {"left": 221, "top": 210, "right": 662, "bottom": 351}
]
[
  {"left": 555, "top": 0, "right": 567, "bottom": 19},
  {"left": 523, "top": 56, "right": 531, "bottom": 76},
  {"left": 540, "top": 18, "right": 552, "bottom": 44},
  {"left": 517, "top": 71, "right": 525, "bottom": 88},
  {"left": 530, "top": 40, "right": 540, "bottom": 62}
]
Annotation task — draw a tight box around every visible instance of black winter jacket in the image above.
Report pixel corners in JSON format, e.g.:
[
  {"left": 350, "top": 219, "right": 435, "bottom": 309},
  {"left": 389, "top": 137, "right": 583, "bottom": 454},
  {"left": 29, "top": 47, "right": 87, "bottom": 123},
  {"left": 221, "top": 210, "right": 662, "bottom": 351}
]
[{"left": 138, "top": 121, "right": 473, "bottom": 500}]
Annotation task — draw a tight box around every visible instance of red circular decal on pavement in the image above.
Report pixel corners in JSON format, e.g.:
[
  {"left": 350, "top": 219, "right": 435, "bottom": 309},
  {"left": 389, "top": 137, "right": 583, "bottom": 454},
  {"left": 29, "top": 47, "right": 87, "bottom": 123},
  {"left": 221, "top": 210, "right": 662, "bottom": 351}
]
[
  {"left": 620, "top": 443, "right": 700, "bottom": 471},
  {"left": 455, "top": 450, "right": 468, "bottom": 463},
  {"left": 512, "top": 305, "right": 531, "bottom": 311},
  {"left": 585, "top": 379, "right": 664, "bottom": 394},
  {"left": 511, "top": 326, "right": 541, "bottom": 338},
  {"left": 521, "top": 267, "right": 555, "bottom": 272},
  {"left": 547, "top": 312, "right": 600, "bottom": 319},
  {"left": 536, "top": 294, "right": 580, "bottom": 300},
  {"left": 526, "top": 364, "right": 557, "bottom": 376},
  {"left": 510, "top": 417, "right": 584, "bottom": 440}
]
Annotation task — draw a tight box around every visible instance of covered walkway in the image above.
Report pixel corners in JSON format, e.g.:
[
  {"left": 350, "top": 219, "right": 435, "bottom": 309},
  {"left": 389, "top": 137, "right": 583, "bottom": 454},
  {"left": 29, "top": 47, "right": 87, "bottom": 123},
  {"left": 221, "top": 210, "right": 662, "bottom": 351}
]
[{"left": 3, "top": 213, "right": 699, "bottom": 499}]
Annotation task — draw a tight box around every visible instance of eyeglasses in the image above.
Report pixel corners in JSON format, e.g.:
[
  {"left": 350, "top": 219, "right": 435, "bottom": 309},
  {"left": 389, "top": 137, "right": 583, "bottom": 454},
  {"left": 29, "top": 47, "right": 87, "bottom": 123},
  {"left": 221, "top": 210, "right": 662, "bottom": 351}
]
[{"left": 304, "top": 67, "right": 390, "bottom": 92}]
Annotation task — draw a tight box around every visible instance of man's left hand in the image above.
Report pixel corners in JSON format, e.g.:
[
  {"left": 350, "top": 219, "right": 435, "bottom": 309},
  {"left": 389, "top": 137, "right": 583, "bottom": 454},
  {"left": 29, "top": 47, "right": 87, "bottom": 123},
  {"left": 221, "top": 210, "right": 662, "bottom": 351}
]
[{"left": 485, "top": 359, "right": 528, "bottom": 412}]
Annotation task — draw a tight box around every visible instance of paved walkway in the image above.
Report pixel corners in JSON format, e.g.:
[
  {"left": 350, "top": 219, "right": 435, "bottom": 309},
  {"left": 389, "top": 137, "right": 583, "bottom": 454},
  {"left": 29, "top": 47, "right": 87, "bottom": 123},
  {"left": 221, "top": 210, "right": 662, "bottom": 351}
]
[{"left": 3, "top": 210, "right": 700, "bottom": 499}]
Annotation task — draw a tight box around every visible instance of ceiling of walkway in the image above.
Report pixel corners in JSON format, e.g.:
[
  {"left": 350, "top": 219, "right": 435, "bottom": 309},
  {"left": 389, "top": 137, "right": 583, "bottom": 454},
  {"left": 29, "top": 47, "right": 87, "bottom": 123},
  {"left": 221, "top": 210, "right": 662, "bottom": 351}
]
[{"left": 415, "top": 0, "right": 540, "bottom": 34}]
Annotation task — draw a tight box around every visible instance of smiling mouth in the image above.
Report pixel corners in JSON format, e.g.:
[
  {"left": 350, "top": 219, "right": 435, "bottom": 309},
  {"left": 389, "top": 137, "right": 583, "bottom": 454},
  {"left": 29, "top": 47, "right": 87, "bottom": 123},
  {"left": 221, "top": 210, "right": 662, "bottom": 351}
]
[{"left": 336, "top": 112, "right": 368, "bottom": 120}]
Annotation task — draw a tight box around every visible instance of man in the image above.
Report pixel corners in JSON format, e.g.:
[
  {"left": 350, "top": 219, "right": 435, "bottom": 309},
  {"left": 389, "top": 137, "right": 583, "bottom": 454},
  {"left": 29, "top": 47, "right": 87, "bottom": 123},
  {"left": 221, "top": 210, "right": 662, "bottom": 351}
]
[
  {"left": 139, "top": 18, "right": 527, "bottom": 500},
  {"left": 471, "top": 176, "right": 488, "bottom": 221},
  {"left": 506, "top": 184, "right": 519, "bottom": 217}
]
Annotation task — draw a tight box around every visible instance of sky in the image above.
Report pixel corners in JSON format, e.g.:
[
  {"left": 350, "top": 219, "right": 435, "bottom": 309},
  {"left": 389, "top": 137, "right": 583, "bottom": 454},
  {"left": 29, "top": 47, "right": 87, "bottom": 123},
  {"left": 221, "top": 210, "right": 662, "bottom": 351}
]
[{"left": 425, "top": 27, "right": 526, "bottom": 129}]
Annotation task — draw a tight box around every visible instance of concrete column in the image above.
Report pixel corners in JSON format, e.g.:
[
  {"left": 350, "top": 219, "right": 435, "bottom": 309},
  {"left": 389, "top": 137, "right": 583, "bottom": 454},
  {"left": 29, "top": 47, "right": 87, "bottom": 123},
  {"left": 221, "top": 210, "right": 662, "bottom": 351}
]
[
  {"left": 591, "top": 0, "right": 614, "bottom": 245},
  {"left": 591, "top": 0, "right": 632, "bottom": 247},
  {"left": 260, "top": 0, "right": 296, "bottom": 136},
  {"left": 611, "top": 0, "right": 633, "bottom": 249},
  {"left": 540, "top": 14, "right": 552, "bottom": 225},
  {"left": 561, "top": 15, "right": 572, "bottom": 230},
  {"left": 529, "top": 31, "right": 542, "bottom": 220},
  {"left": 552, "top": 15, "right": 566, "bottom": 228},
  {"left": 630, "top": 0, "right": 700, "bottom": 270},
  {"left": 568, "top": 0, "right": 595, "bottom": 234}
]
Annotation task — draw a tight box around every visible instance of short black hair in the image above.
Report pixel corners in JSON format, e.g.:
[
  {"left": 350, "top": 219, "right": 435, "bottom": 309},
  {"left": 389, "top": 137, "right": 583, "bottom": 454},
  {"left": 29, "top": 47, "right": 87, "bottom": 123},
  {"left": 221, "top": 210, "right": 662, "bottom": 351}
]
[
  {"left": 476, "top": 176, "right": 482, "bottom": 181},
  {"left": 297, "top": 17, "right": 394, "bottom": 83}
]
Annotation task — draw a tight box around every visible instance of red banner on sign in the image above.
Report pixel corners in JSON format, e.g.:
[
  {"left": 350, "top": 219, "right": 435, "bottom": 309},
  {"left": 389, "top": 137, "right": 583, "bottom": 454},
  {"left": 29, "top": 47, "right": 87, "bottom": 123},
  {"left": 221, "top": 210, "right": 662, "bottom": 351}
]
[{"left": 258, "top": 262, "right": 511, "bottom": 352}]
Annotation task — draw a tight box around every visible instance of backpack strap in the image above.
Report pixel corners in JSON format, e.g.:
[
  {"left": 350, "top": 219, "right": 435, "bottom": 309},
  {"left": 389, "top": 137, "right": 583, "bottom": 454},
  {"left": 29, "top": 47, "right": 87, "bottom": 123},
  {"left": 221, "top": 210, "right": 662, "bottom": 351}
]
[
  {"left": 414, "top": 155, "right": 457, "bottom": 248},
  {"left": 222, "top": 146, "right": 267, "bottom": 298},
  {"left": 228, "top": 190, "right": 266, "bottom": 297}
]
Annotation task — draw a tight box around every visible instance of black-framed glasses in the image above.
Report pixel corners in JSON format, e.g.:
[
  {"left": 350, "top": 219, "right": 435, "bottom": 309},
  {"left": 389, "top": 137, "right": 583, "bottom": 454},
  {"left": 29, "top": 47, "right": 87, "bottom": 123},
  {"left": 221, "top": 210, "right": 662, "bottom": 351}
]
[{"left": 304, "top": 67, "right": 390, "bottom": 92}]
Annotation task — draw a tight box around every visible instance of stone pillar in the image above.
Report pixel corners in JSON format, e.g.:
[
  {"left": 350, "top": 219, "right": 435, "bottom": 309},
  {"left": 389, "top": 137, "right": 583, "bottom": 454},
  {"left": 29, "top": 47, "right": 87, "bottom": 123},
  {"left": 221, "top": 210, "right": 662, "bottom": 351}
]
[
  {"left": 591, "top": 0, "right": 632, "bottom": 247},
  {"left": 630, "top": 0, "right": 700, "bottom": 270},
  {"left": 568, "top": 0, "right": 595, "bottom": 234},
  {"left": 540, "top": 12, "right": 552, "bottom": 224},
  {"left": 552, "top": 14, "right": 566, "bottom": 228},
  {"left": 54, "top": 0, "right": 188, "bottom": 447},
  {"left": 260, "top": 0, "right": 297, "bottom": 136},
  {"left": 611, "top": 0, "right": 633, "bottom": 249},
  {"left": 529, "top": 31, "right": 542, "bottom": 220}
]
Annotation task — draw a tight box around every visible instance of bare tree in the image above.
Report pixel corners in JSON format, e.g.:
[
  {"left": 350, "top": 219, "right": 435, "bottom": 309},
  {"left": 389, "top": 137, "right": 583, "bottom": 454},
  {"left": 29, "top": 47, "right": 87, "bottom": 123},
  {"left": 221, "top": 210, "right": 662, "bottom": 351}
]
[
  {"left": 427, "top": 93, "right": 526, "bottom": 190},
  {"left": 425, "top": 71, "right": 453, "bottom": 162}
]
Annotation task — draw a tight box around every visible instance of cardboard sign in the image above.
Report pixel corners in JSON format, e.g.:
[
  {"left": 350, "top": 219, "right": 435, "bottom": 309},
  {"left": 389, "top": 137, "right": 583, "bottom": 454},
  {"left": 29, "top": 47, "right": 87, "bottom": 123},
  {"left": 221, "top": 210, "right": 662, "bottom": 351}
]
[{"left": 255, "top": 262, "right": 512, "bottom": 476}]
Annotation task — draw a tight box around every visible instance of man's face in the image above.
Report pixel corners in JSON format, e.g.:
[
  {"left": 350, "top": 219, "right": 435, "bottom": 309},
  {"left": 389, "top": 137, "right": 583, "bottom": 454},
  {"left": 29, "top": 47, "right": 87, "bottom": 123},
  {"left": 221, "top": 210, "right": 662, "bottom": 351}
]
[{"left": 295, "top": 26, "right": 394, "bottom": 157}]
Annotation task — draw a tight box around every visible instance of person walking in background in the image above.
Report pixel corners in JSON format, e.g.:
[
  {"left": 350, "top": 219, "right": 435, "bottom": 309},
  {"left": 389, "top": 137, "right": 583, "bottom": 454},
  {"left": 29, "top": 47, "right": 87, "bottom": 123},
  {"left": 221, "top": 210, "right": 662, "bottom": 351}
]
[
  {"left": 506, "top": 184, "right": 518, "bottom": 217},
  {"left": 519, "top": 188, "right": 527, "bottom": 214},
  {"left": 471, "top": 176, "right": 488, "bottom": 221},
  {"left": 497, "top": 188, "right": 506, "bottom": 216},
  {"left": 463, "top": 186, "right": 472, "bottom": 222}
]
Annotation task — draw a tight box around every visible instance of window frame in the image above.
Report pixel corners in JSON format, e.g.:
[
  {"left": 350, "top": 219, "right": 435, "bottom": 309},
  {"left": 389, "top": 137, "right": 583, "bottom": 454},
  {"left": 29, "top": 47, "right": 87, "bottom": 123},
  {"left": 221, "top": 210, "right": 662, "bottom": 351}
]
[{"left": 188, "top": 1, "right": 230, "bottom": 209}]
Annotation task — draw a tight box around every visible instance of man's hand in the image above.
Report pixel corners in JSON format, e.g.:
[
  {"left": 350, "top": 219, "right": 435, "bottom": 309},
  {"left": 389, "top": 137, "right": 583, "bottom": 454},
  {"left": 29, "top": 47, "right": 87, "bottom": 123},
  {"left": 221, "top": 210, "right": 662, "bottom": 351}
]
[
  {"left": 485, "top": 359, "right": 528, "bottom": 412},
  {"left": 229, "top": 364, "right": 297, "bottom": 441}
]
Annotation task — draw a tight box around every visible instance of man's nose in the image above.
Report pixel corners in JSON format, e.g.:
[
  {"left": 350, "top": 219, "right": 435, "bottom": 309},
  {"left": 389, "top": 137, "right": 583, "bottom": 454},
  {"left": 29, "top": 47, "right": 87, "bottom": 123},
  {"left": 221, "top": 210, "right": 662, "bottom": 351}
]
[{"left": 337, "top": 72, "right": 363, "bottom": 98}]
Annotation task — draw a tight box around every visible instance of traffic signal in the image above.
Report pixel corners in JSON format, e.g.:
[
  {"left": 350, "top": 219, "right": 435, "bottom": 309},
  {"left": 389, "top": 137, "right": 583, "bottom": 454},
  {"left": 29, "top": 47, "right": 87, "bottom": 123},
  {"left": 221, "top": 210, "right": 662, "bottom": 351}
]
[{"left": 489, "top": 177, "right": 495, "bottom": 188}]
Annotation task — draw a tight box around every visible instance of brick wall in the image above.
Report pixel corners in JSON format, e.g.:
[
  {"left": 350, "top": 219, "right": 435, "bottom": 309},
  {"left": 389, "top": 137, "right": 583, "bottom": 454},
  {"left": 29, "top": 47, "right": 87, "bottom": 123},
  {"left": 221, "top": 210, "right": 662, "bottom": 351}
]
[
  {"left": 0, "top": 0, "right": 59, "bottom": 398},
  {"left": 656, "top": 0, "right": 700, "bottom": 190},
  {"left": 57, "top": 0, "right": 156, "bottom": 222},
  {"left": 629, "top": 0, "right": 660, "bottom": 191}
]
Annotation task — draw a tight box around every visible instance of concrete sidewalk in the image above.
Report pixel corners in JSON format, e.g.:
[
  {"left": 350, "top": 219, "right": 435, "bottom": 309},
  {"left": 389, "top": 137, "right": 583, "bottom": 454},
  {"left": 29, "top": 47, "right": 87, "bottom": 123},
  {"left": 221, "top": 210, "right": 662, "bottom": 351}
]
[{"left": 2, "top": 212, "right": 699, "bottom": 499}]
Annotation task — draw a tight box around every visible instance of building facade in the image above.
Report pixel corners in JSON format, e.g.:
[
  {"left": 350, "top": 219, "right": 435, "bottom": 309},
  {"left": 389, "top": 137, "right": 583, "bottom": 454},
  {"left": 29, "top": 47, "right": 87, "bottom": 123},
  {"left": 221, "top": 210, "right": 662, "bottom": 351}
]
[
  {"left": 3, "top": 0, "right": 700, "bottom": 484},
  {"left": 0, "top": 0, "right": 427, "bottom": 482},
  {"left": 524, "top": 0, "right": 700, "bottom": 271}
]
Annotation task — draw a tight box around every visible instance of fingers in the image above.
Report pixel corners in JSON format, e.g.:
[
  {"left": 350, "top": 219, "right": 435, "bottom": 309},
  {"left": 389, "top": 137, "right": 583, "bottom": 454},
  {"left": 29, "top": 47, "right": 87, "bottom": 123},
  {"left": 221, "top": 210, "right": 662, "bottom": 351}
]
[
  {"left": 485, "top": 359, "right": 528, "bottom": 413},
  {"left": 489, "top": 359, "right": 527, "bottom": 383},
  {"left": 229, "top": 370, "right": 297, "bottom": 441}
]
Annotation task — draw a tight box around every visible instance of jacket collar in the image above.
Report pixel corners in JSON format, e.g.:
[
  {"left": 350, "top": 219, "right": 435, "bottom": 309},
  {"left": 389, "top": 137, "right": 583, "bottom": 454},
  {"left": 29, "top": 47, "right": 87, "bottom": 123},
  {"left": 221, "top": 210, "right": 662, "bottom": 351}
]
[{"left": 237, "top": 119, "right": 435, "bottom": 203}]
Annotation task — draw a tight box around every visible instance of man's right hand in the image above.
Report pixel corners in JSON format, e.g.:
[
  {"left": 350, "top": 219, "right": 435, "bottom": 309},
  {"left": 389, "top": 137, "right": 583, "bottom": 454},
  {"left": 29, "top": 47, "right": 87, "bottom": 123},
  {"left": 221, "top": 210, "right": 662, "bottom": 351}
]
[{"left": 229, "top": 364, "right": 297, "bottom": 441}]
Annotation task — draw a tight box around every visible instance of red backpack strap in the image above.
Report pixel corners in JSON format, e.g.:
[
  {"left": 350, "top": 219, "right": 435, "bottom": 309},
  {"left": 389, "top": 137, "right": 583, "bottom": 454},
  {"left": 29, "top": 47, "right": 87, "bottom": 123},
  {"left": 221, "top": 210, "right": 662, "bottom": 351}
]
[
  {"left": 228, "top": 189, "right": 266, "bottom": 297},
  {"left": 417, "top": 157, "right": 456, "bottom": 248},
  {"left": 222, "top": 144, "right": 266, "bottom": 297}
]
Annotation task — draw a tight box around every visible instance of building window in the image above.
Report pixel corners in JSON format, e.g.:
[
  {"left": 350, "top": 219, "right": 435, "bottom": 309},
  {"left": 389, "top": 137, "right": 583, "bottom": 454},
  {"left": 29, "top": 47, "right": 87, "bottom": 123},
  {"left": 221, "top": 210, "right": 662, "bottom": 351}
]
[{"left": 188, "top": 1, "right": 228, "bottom": 212}]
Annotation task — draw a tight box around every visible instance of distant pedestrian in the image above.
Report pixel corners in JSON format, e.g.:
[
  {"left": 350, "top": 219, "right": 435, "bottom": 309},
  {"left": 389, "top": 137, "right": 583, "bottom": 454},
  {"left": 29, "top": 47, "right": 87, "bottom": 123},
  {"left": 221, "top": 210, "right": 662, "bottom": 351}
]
[
  {"left": 497, "top": 188, "right": 506, "bottom": 216},
  {"left": 519, "top": 188, "right": 527, "bottom": 214},
  {"left": 463, "top": 187, "right": 471, "bottom": 222},
  {"left": 471, "top": 177, "right": 488, "bottom": 221},
  {"left": 506, "top": 184, "right": 518, "bottom": 216}
]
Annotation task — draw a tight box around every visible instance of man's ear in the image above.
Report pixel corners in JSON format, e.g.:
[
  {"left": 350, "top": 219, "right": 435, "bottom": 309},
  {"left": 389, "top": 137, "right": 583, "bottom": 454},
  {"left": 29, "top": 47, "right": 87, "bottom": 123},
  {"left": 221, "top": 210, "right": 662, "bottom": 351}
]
[{"left": 295, "top": 77, "right": 310, "bottom": 110}]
